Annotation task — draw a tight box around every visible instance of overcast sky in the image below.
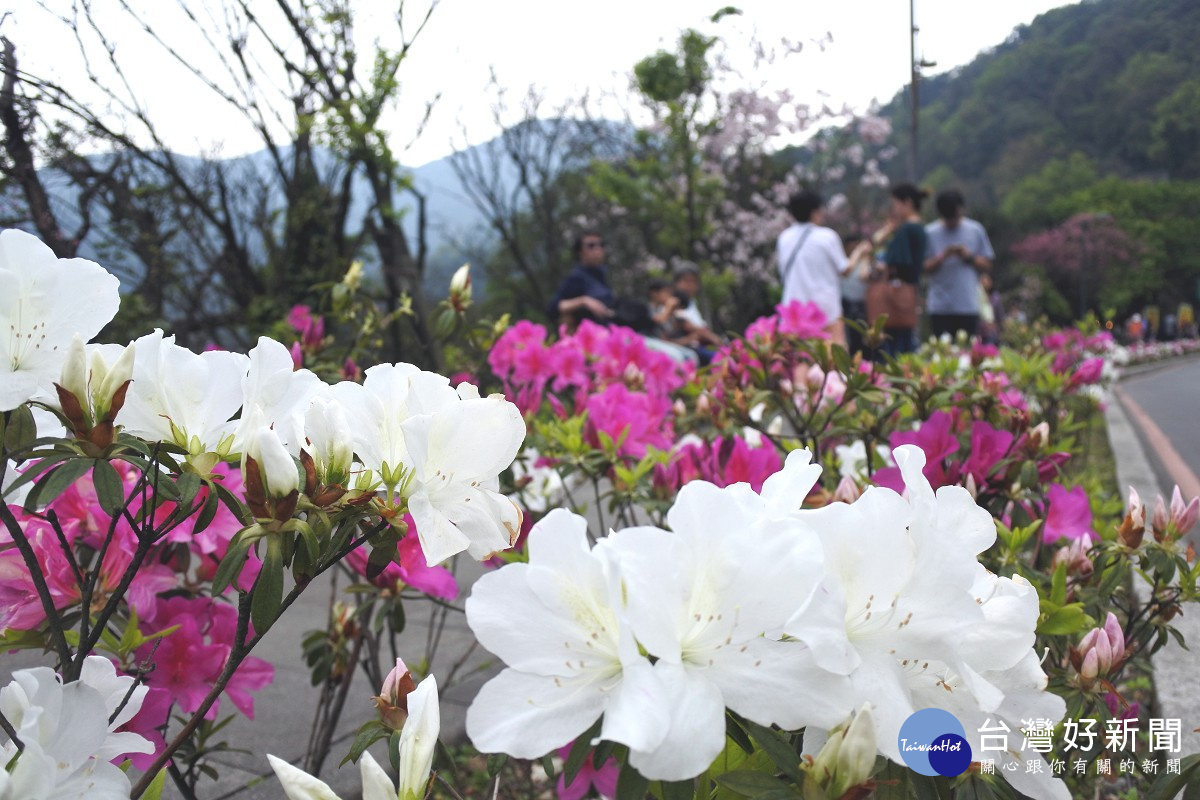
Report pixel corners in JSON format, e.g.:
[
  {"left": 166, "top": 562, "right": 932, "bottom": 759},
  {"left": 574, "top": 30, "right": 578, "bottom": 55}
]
[{"left": 8, "top": 0, "right": 1074, "bottom": 166}]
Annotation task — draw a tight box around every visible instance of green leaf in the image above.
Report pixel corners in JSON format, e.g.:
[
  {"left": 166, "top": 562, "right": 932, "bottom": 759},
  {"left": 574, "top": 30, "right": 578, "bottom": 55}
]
[
  {"left": 563, "top": 719, "right": 603, "bottom": 786},
  {"left": 660, "top": 778, "right": 696, "bottom": 800},
  {"left": 1049, "top": 561, "right": 1067, "bottom": 607},
  {"left": 1144, "top": 753, "right": 1200, "bottom": 800},
  {"left": 176, "top": 471, "right": 203, "bottom": 507},
  {"left": 3, "top": 404, "right": 38, "bottom": 453},
  {"left": 251, "top": 536, "right": 285, "bottom": 633},
  {"left": 615, "top": 763, "right": 650, "bottom": 800},
  {"left": 91, "top": 458, "right": 126, "bottom": 516},
  {"left": 24, "top": 458, "right": 93, "bottom": 510},
  {"left": 388, "top": 599, "right": 406, "bottom": 635},
  {"left": 341, "top": 720, "right": 390, "bottom": 766},
  {"left": 739, "top": 717, "right": 804, "bottom": 784},
  {"left": 1037, "top": 602, "right": 1094, "bottom": 636},
  {"left": 487, "top": 752, "right": 508, "bottom": 778},
  {"left": 211, "top": 531, "right": 254, "bottom": 596},
  {"left": 139, "top": 768, "right": 168, "bottom": 800},
  {"left": 726, "top": 713, "right": 755, "bottom": 755},
  {"left": 715, "top": 771, "right": 789, "bottom": 796}
]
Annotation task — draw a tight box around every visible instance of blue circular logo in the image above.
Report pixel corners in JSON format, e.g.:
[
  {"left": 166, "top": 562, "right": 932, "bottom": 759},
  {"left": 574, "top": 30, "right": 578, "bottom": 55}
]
[{"left": 898, "top": 708, "right": 972, "bottom": 777}]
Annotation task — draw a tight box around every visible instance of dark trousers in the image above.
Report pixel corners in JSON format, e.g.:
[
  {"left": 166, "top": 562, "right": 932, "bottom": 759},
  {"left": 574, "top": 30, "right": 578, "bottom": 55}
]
[
  {"left": 842, "top": 299, "right": 868, "bottom": 355},
  {"left": 930, "top": 314, "right": 979, "bottom": 339}
]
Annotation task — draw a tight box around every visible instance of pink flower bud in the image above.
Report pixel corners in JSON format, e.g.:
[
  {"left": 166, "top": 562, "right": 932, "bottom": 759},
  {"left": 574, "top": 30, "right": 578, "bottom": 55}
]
[
  {"left": 833, "top": 475, "right": 861, "bottom": 504},
  {"left": 1170, "top": 486, "right": 1200, "bottom": 537},
  {"left": 289, "top": 341, "right": 304, "bottom": 370},
  {"left": 1080, "top": 649, "right": 1099, "bottom": 684},
  {"left": 1152, "top": 494, "right": 1169, "bottom": 537},
  {"left": 374, "top": 658, "right": 417, "bottom": 731},
  {"left": 1102, "top": 612, "right": 1125, "bottom": 660}
]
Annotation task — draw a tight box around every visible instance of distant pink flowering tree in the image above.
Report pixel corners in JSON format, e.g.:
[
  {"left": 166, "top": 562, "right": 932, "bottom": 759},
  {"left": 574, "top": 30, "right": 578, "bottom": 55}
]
[{"left": 1011, "top": 213, "right": 1139, "bottom": 318}]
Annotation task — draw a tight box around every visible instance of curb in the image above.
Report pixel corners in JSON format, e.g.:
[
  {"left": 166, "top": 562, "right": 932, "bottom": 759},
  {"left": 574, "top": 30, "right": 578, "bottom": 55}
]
[{"left": 1104, "top": 387, "right": 1200, "bottom": 760}]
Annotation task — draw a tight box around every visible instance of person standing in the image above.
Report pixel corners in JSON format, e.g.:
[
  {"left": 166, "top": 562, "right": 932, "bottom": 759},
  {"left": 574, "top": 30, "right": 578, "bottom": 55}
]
[
  {"left": 871, "top": 183, "right": 929, "bottom": 356},
  {"left": 776, "top": 190, "right": 851, "bottom": 345},
  {"left": 924, "top": 189, "right": 995, "bottom": 338}
]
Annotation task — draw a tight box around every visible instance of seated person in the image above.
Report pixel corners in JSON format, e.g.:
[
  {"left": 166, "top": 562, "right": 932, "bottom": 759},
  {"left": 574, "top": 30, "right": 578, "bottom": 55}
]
[
  {"left": 671, "top": 263, "right": 722, "bottom": 362},
  {"left": 546, "top": 231, "right": 615, "bottom": 330}
]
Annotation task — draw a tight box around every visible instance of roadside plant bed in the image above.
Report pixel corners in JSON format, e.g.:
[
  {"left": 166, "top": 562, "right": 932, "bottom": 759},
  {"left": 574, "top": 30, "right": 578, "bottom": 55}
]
[{"left": 2, "top": 229, "right": 1198, "bottom": 800}]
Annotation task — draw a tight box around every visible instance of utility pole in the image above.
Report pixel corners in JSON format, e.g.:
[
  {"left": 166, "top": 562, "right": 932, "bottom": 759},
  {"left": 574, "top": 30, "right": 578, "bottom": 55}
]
[{"left": 909, "top": 0, "right": 936, "bottom": 183}]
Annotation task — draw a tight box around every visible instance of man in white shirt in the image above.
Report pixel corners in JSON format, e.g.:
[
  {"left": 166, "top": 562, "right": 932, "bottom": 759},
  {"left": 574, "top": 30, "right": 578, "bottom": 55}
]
[{"left": 776, "top": 190, "right": 851, "bottom": 344}]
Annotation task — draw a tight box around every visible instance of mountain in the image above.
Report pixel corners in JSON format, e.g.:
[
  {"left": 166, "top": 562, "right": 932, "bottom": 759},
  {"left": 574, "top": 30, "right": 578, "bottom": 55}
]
[{"left": 881, "top": 0, "right": 1200, "bottom": 205}]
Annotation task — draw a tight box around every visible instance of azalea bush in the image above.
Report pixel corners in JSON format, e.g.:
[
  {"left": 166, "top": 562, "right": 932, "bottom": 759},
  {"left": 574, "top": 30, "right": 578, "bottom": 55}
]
[
  {"left": 0, "top": 229, "right": 524, "bottom": 799},
  {"left": 458, "top": 302, "right": 1200, "bottom": 799},
  {"left": 3, "top": 223, "right": 1199, "bottom": 800}
]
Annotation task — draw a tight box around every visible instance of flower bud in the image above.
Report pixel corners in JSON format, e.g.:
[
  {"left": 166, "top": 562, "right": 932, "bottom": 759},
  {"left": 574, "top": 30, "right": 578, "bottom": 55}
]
[
  {"left": 1051, "top": 538, "right": 1093, "bottom": 581},
  {"left": 810, "top": 704, "right": 876, "bottom": 799},
  {"left": 374, "top": 658, "right": 417, "bottom": 731},
  {"left": 449, "top": 264, "right": 472, "bottom": 313},
  {"left": 242, "top": 423, "right": 300, "bottom": 499},
  {"left": 1152, "top": 493, "right": 1169, "bottom": 540},
  {"left": 397, "top": 675, "right": 440, "bottom": 800},
  {"left": 304, "top": 396, "right": 355, "bottom": 486},
  {"left": 343, "top": 260, "right": 364, "bottom": 290},
  {"left": 1169, "top": 486, "right": 1199, "bottom": 538},
  {"left": 1071, "top": 612, "right": 1125, "bottom": 688},
  {"left": 833, "top": 475, "right": 861, "bottom": 504},
  {"left": 1117, "top": 486, "right": 1146, "bottom": 548}
]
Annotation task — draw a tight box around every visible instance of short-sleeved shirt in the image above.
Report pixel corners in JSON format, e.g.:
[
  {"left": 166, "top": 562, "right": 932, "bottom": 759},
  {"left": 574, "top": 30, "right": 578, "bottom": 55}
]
[
  {"left": 776, "top": 222, "right": 849, "bottom": 322},
  {"left": 883, "top": 221, "right": 928, "bottom": 284},
  {"left": 924, "top": 217, "right": 995, "bottom": 315}
]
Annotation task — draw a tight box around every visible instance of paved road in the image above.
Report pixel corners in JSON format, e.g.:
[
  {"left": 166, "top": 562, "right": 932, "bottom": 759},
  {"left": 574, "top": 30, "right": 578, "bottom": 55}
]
[
  {"left": 1107, "top": 355, "right": 1200, "bottom": 760},
  {"left": 1117, "top": 356, "right": 1200, "bottom": 532}
]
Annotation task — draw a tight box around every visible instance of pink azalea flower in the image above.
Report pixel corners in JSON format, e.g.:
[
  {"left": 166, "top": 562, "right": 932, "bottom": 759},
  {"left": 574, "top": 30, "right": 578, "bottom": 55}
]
[
  {"left": 1068, "top": 357, "right": 1104, "bottom": 389},
  {"left": 344, "top": 516, "right": 459, "bottom": 600},
  {"left": 139, "top": 596, "right": 274, "bottom": 720},
  {"left": 875, "top": 411, "right": 961, "bottom": 490},
  {"left": 1043, "top": 484, "right": 1096, "bottom": 543},
  {"left": 584, "top": 384, "right": 674, "bottom": 458},
  {"left": 774, "top": 300, "right": 829, "bottom": 339},
  {"left": 117, "top": 685, "right": 173, "bottom": 770},
  {"left": 675, "top": 436, "right": 783, "bottom": 493},
  {"left": 963, "top": 421, "right": 1014, "bottom": 487},
  {"left": 556, "top": 743, "right": 618, "bottom": 800}
]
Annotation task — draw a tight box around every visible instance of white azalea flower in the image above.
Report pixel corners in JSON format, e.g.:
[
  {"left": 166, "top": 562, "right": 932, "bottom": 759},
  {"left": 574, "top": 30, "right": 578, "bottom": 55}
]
[
  {"left": 396, "top": 675, "right": 439, "bottom": 800},
  {"left": 599, "top": 464, "right": 854, "bottom": 781},
  {"left": 785, "top": 445, "right": 998, "bottom": 760},
  {"left": 0, "top": 655, "right": 152, "bottom": 800},
  {"left": 268, "top": 751, "right": 391, "bottom": 800},
  {"left": 118, "top": 329, "right": 249, "bottom": 455},
  {"left": 268, "top": 674, "right": 439, "bottom": 800},
  {"left": 466, "top": 509, "right": 667, "bottom": 763},
  {"left": 57, "top": 337, "right": 135, "bottom": 426},
  {"left": 303, "top": 391, "right": 355, "bottom": 485},
  {"left": 328, "top": 363, "right": 459, "bottom": 490},
  {"left": 401, "top": 394, "right": 525, "bottom": 565},
  {"left": 233, "top": 336, "right": 323, "bottom": 455},
  {"left": 241, "top": 414, "right": 300, "bottom": 498},
  {"left": 0, "top": 229, "right": 121, "bottom": 411}
]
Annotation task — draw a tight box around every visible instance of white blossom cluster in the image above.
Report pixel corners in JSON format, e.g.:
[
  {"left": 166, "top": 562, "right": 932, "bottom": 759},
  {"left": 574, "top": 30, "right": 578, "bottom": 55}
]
[
  {"left": 0, "top": 229, "right": 525, "bottom": 567},
  {"left": 465, "top": 446, "right": 1069, "bottom": 799}
]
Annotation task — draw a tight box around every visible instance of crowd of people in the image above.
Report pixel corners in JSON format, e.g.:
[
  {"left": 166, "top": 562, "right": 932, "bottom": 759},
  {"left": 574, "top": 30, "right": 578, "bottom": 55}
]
[
  {"left": 776, "top": 184, "right": 996, "bottom": 357},
  {"left": 545, "top": 187, "right": 1000, "bottom": 363}
]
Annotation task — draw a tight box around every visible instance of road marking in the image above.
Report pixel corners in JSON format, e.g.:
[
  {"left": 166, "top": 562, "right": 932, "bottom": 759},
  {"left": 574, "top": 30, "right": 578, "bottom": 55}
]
[{"left": 1115, "top": 386, "right": 1200, "bottom": 503}]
